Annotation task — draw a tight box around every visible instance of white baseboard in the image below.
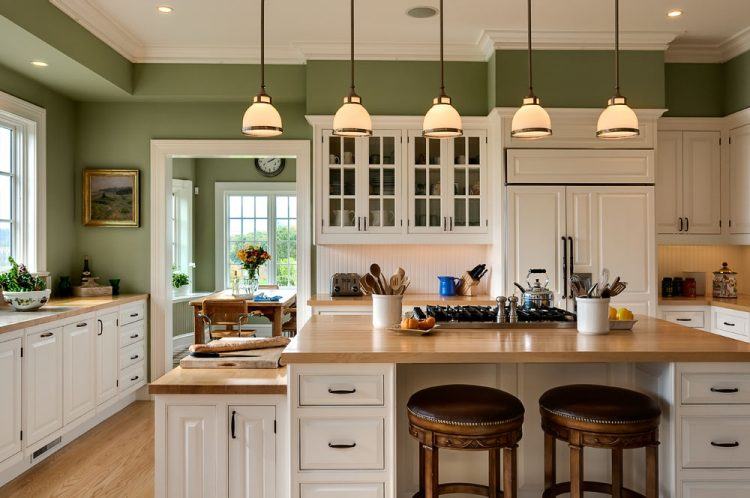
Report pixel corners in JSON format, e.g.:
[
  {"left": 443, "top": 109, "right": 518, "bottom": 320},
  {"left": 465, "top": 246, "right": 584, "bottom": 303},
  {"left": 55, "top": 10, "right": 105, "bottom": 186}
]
[{"left": 172, "top": 332, "right": 193, "bottom": 350}]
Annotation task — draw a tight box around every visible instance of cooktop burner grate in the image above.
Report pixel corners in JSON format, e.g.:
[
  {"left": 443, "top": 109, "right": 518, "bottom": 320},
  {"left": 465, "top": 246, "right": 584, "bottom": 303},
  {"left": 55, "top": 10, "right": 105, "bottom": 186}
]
[{"left": 418, "top": 304, "right": 577, "bottom": 327}]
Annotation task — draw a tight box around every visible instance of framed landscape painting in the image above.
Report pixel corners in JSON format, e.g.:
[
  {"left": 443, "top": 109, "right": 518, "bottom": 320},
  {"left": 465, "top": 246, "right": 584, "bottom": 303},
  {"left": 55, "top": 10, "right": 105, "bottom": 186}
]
[{"left": 83, "top": 169, "right": 140, "bottom": 227}]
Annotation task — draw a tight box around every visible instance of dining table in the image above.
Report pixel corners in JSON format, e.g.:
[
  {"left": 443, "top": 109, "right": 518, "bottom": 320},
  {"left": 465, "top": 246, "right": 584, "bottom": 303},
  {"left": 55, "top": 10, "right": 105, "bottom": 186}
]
[{"left": 188, "top": 289, "right": 297, "bottom": 343}]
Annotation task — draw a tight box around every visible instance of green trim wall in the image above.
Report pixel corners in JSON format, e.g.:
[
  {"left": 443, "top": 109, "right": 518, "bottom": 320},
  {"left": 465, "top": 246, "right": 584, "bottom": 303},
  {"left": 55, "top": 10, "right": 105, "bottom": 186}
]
[
  {"left": 664, "top": 63, "right": 724, "bottom": 117},
  {"left": 725, "top": 50, "right": 750, "bottom": 115}
]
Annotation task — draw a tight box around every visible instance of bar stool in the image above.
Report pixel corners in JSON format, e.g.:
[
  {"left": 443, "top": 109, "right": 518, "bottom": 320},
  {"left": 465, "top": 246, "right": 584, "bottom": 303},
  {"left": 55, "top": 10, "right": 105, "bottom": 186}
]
[
  {"left": 407, "top": 384, "right": 524, "bottom": 498},
  {"left": 539, "top": 384, "right": 661, "bottom": 498}
]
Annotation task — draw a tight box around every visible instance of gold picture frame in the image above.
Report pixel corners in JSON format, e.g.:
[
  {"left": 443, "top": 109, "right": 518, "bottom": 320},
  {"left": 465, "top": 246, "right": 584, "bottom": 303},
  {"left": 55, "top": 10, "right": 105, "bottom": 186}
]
[{"left": 83, "top": 169, "right": 140, "bottom": 227}]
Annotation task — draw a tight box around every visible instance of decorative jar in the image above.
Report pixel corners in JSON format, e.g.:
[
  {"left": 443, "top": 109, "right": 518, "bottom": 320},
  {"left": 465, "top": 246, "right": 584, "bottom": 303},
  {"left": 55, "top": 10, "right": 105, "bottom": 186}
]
[{"left": 713, "top": 262, "right": 738, "bottom": 298}]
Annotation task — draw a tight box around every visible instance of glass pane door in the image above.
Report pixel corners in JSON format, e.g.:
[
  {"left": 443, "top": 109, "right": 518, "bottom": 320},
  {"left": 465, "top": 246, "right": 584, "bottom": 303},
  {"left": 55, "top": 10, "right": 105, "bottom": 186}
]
[
  {"left": 366, "top": 134, "right": 400, "bottom": 232},
  {"left": 452, "top": 135, "right": 483, "bottom": 229},
  {"left": 411, "top": 134, "right": 444, "bottom": 231},
  {"left": 324, "top": 133, "right": 358, "bottom": 231}
]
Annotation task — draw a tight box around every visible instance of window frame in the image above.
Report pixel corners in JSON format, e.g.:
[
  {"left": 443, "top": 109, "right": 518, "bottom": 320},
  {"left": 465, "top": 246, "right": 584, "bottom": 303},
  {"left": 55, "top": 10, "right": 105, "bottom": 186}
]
[
  {"left": 214, "top": 182, "right": 296, "bottom": 290},
  {"left": 0, "top": 91, "right": 45, "bottom": 273},
  {"left": 171, "top": 179, "right": 194, "bottom": 291}
]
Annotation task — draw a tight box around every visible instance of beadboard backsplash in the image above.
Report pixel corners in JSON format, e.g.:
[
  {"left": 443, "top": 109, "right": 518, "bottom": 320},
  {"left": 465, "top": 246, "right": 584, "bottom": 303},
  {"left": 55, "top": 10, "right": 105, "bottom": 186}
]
[
  {"left": 316, "top": 245, "right": 493, "bottom": 295},
  {"left": 658, "top": 245, "right": 750, "bottom": 294}
]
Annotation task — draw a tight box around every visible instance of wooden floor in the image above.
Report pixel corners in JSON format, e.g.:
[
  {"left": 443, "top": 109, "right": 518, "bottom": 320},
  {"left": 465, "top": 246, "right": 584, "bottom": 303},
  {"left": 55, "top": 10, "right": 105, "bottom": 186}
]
[{"left": 1, "top": 401, "right": 154, "bottom": 498}]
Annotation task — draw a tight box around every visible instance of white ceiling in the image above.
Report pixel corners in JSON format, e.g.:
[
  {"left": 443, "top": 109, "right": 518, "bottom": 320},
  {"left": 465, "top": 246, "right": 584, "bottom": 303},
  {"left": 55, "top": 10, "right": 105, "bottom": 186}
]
[{"left": 51, "top": 0, "right": 750, "bottom": 63}]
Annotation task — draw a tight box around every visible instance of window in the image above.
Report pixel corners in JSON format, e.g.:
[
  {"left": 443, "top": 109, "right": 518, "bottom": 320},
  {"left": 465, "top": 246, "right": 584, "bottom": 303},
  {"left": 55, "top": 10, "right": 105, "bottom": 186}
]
[
  {"left": 171, "top": 179, "right": 193, "bottom": 282},
  {"left": 0, "top": 126, "right": 13, "bottom": 266},
  {"left": 216, "top": 182, "right": 296, "bottom": 289}
]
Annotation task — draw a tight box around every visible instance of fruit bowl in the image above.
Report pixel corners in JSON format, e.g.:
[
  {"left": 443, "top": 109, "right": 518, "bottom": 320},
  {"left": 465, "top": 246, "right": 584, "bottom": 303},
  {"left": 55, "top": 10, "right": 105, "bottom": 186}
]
[
  {"left": 2, "top": 289, "right": 52, "bottom": 311},
  {"left": 610, "top": 319, "right": 637, "bottom": 331}
]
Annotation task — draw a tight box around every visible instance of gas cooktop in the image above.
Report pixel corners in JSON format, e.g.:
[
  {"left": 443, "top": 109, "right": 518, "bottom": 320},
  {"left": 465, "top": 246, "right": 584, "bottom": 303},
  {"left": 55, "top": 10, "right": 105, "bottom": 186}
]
[{"left": 414, "top": 305, "right": 577, "bottom": 329}]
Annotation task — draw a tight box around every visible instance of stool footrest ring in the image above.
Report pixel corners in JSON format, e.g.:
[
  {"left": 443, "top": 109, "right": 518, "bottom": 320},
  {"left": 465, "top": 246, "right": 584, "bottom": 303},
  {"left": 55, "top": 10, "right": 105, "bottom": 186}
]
[
  {"left": 412, "top": 481, "right": 506, "bottom": 497},
  {"left": 542, "top": 480, "right": 645, "bottom": 498}
]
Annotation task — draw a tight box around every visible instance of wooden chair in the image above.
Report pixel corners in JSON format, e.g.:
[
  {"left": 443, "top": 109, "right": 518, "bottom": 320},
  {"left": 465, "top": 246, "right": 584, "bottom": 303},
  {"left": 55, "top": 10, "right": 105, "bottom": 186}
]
[
  {"left": 259, "top": 285, "right": 297, "bottom": 337},
  {"left": 197, "top": 299, "right": 260, "bottom": 343}
]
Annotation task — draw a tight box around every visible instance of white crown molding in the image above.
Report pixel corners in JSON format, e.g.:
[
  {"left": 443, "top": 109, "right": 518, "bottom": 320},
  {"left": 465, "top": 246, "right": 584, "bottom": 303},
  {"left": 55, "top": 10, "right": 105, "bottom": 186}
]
[
  {"left": 666, "top": 26, "right": 750, "bottom": 63},
  {"left": 295, "top": 41, "right": 486, "bottom": 62},
  {"left": 135, "top": 45, "right": 306, "bottom": 64}
]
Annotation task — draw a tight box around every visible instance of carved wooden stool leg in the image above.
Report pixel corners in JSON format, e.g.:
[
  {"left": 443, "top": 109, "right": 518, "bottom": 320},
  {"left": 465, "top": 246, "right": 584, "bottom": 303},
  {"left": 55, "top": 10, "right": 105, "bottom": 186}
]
[
  {"left": 503, "top": 445, "right": 518, "bottom": 498},
  {"left": 544, "top": 433, "right": 556, "bottom": 491},
  {"left": 418, "top": 443, "right": 426, "bottom": 496},
  {"left": 488, "top": 448, "right": 500, "bottom": 498},
  {"left": 569, "top": 444, "right": 584, "bottom": 498},
  {"left": 612, "top": 447, "right": 623, "bottom": 498},
  {"left": 646, "top": 444, "right": 659, "bottom": 498},
  {"left": 424, "top": 445, "right": 439, "bottom": 498}
]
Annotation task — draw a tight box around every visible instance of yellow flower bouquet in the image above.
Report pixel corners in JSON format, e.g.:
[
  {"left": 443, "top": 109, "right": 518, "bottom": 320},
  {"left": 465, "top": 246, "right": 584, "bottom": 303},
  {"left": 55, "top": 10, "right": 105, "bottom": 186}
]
[{"left": 236, "top": 244, "right": 272, "bottom": 280}]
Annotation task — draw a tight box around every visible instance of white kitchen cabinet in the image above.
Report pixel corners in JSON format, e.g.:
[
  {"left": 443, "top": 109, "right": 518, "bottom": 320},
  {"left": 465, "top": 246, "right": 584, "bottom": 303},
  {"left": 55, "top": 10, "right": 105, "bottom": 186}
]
[
  {"left": 63, "top": 318, "right": 97, "bottom": 425},
  {"left": 24, "top": 326, "right": 63, "bottom": 446},
  {"left": 656, "top": 131, "right": 721, "bottom": 235},
  {"left": 96, "top": 312, "right": 120, "bottom": 405},
  {"left": 228, "top": 406, "right": 276, "bottom": 498},
  {"left": 0, "top": 337, "right": 22, "bottom": 464},
  {"left": 729, "top": 125, "right": 750, "bottom": 234},
  {"left": 506, "top": 186, "right": 656, "bottom": 315}
]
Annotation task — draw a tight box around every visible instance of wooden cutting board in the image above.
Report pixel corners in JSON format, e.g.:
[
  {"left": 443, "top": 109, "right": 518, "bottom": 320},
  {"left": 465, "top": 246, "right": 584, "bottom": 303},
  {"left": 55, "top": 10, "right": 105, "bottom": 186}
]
[{"left": 179, "top": 347, "right": 285, "bottom": 369}]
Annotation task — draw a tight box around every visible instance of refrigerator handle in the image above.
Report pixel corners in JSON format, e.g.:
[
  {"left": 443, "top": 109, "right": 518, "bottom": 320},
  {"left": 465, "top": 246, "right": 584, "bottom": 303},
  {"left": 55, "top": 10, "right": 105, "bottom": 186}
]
[
  {"left": 568, "top": 236, "right": 574, "bottom": 299},
  {"left": 561, "top": 236, "right": 568, "bottom": 303}
]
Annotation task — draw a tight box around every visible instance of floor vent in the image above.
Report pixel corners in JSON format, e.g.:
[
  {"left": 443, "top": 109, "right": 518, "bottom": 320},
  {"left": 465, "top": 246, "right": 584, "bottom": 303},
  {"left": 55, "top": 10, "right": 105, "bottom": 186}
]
[{"left": 31, "top": 436, "right": 62, "bottom": 463}]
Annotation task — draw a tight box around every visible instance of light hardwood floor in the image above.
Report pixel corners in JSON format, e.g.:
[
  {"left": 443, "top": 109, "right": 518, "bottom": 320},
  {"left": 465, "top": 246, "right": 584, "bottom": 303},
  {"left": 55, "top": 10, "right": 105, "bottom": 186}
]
[{"left": 1, "top": 401, "right": 154, "bottom": 497}]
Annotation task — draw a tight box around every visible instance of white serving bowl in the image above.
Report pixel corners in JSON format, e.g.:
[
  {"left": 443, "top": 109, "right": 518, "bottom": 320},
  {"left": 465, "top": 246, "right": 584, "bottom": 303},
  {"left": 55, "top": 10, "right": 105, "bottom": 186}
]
[{"left": 2, "top": 289, "right": 52, "bottom": 311}]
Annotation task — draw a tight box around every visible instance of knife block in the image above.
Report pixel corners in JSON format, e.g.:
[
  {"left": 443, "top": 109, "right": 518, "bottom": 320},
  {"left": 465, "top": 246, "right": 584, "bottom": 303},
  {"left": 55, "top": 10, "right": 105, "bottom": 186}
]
[{"left": 456, "top": 272, "right": 480, "bottom": 296}]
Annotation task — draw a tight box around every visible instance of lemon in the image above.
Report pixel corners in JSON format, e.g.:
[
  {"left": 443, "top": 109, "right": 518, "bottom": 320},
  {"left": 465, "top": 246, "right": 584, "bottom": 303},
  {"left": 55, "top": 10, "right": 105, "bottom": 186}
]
[
  {"left": 617, "top": 307, "right": 634, "bottom": 321},
  {"left": 608, "top": 306, "right": 618, "bottom": 320}
]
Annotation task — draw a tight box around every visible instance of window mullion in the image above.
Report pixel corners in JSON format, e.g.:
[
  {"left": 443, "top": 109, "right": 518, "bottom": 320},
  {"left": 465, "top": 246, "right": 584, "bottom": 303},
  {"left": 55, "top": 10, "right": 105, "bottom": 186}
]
[{"left": 268, "top": 194, "right": 276, "bottom": 285}]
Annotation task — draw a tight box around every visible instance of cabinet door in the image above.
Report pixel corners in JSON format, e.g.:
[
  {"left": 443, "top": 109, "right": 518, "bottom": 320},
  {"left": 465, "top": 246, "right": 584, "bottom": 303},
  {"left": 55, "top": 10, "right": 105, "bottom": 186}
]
[
  {"left": 408, "top": 131, "right": 448, "bottom": 233},
  {"left": 166, "top": 405, "right": 220, "bottom": 498},
  {"left": 683, "top": 131, "right": 721, "bottom": 234},
  {"left": 96, "top": 312, "right": 119, "bottom": 405},
  {"left": 228, "top": 406, "right": 276, "bottom": 498},
  {"left": 63, "top": 319, "right": 96, "bottom": 424},
  {"left": 566, "top": 188, "right": 597, "bottom": 288},
  {"left": 25, "top": 326, "right": 63, "bottom": 445},
  {"left": 505, "top": 186, "right": 566, "bottom": 306},
  {"left": 323, "top": 132, "right": 361, "bottom": 233},
  {"left": 0, "top": 337, "right": 22, "bottom": 464},
  {"left": 656, "top": 131, "right": 683, "bottom": 234},
  {"left": 364, "top": 132, "right": 403, "bottom": 234},
  {"left": 448, "top": 132, "right": 487, "bottom": 233},
  {"left": 730, "top": 125, "right": 750, "bottom": 234}
]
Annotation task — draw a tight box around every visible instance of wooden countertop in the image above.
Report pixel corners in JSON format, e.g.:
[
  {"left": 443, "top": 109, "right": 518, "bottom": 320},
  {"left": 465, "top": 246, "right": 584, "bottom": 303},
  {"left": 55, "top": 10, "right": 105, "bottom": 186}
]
[
  {"left": 149, "top": 366, "right": 287, "bottom": 395},
  {"left": 280, "top": 314, "right": 750, "bottom": 364},
  {"left": 659, "top": 294, "right": 750, "bottom": 313},
  {"left": 189, "top": 289, "right": 296, "bottom": 308},
  {"left": 0, "top": 294, "right": 149, "bottom": 335},
  {"left": 308, "top": 293, "right": 498, "bottom": 307}
]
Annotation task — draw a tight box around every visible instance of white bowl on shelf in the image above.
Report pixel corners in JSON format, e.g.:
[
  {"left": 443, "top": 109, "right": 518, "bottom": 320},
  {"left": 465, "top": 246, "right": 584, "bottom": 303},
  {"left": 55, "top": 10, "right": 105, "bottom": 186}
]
[{"left": 2, "top": 289, "right": 52, "bottom": 311}]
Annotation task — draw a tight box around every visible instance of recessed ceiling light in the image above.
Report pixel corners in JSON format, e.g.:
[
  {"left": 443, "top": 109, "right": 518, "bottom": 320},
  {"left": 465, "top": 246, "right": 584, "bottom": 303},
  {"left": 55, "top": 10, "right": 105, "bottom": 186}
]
[
  {"left": 157, "top": 6, "right": 173, "bottom": 14},
  {"left": 407, "top": 6, "right": 438, "bottom": 19},
  {"left": 31, "top": 61, "right": 48, "bottom": 67},
  {"left": 667, "top": 9, "right": 683, "bottom": 18}
]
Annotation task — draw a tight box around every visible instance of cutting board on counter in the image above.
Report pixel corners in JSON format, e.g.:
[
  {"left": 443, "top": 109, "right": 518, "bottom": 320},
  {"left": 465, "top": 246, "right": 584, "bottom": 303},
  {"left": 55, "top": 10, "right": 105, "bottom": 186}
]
[{"left": 179, "top": 347, "right": 285, "bottom": 369}]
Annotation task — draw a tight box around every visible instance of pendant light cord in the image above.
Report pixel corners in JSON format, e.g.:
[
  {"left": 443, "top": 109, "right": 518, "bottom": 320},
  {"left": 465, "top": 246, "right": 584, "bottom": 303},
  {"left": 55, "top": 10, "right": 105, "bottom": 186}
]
[
  {"left": 439, "top": 0, "right": 445, "bottom": 96},
  {"left": 350, "top": 0, "right": 355, "bottom": 94},
  {"left": 526, "top": 0, "right": 534, "bottom": 97},
  {"left": 614, "top": 0, "right": 620, "bottom": 97},
  {"left": 260, "top": 0, "right": 265, "bottom": 93}
]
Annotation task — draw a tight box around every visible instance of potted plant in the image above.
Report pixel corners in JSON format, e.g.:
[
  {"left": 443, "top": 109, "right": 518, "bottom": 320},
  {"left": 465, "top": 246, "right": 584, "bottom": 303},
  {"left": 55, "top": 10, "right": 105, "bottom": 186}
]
[
  {"left": 172, "top": 267, "right": 190, "bottom": 296},
  {"left": 235, "top": 244, "right": 271, "bottom": 298},
  {"left": 0, "top": 257, "right": 51, "bottom": 311}
]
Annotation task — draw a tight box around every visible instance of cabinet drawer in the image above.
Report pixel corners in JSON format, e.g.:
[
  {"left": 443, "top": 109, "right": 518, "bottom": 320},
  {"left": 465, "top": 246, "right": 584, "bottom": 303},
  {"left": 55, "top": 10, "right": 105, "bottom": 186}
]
[
  {"left": 119, "top": 301, "right": 146, "bottom": 326},
  {"left": 665, "top": 311, "right": 705, "bottom": 328},
  {"left": 299, "top": 374, "right": 384, "bottom": 406},
  {"left": 714, "top": 310, "right": 749, "bottom": 339},
  {"left": 682, "top": 415, "right": 750, "bottom": 468},
  {"left": 301, "top": 483, "right": 384, "bottom": 498},
  {"left": 683, "top": 480, "right": 750, "bottom": 498},
  {"left": 119, "top": 321, "right": 146, "bottom": 348},
  {"left": 119, "top": 361, "right": 146, "bottom": 393},
  {"left": 299, "top": 417, "right": 384, "bottom": 470},
  {"left": 682, "top": 373, "right": 750, "bottom": 404},
  {"left": 119, "top": 341, "right": 146, "bottom": 370}
]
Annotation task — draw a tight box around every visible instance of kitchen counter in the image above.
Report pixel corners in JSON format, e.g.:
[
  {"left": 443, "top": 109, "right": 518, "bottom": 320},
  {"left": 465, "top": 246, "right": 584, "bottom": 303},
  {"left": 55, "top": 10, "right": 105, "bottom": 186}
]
[
  {"left": 308, "top": 293, "right": 498, "bottom": 307},
  {"left": 659, "top": 294, "right": 750, "bottom": 313},
  {"left": 149, "top": 366, "right": 287, "bottom": 395},
  {"left": 0, "top": 294, "right": 149, "bottom": 334},
  {"left": 281, "top": 314, "right": 750, "bottom": 364}
]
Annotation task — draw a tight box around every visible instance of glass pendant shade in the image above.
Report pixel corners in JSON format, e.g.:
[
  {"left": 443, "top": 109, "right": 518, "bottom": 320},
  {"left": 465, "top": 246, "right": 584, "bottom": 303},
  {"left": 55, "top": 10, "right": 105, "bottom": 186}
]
[
  {"left": 596, "top": 96, "right": 639, "bottom": 139},
  {"left": 511, "top": 96, "right": 551, "bottom": 139},
  {"left": 333, "top": 94, "right": 372, "bottom": 137},
  {"left": 423, "top": 96, "right": 463, "bottom": 139},
  {"left": 242, "top": 93, "right": 283, "bottom": 137}
]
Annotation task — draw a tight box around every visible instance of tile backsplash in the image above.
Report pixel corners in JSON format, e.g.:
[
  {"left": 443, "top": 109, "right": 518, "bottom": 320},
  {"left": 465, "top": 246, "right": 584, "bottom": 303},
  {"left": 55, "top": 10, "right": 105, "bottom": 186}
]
[{"left": 658, "top": 245, "right": 750, "bottom": 294}]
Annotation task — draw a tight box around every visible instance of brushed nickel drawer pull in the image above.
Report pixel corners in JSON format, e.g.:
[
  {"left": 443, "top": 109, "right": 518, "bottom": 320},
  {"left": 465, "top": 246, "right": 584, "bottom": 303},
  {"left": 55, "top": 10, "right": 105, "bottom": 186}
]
[
  {"left": 328, "top": 387, "right": 357, "bottom": 394},
  {"left": 710, "top": 441, "right": 739, "bottom": 448},
  {"left": 40, "top": 332, "right": 53, "bottom": 338},
  {"left": 710, "top": 387, "right": 739, "bottom": 393},
  {"left": 328, "top": 442, "right": 356, "bottom": 449},
  {"left": 723, "top": 322, "right": 736, "bottom": 327}
]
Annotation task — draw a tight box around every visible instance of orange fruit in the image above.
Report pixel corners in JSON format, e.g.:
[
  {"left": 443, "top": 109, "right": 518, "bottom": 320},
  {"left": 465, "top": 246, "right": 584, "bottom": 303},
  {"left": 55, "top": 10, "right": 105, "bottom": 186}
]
[
  {"left": 401, "top": 317, "right": 420, "bottom": 330},
  {"left": 418, "top": 317, "right": 436, "bottom": 330}
]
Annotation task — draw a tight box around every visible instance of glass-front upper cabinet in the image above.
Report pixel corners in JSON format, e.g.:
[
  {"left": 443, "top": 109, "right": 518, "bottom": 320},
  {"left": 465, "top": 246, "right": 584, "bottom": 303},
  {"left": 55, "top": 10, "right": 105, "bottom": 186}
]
[
  {"left": 365, "top": 132, "right": 402, "bottom": 233},
  {"left": 323, "top": 132, "right": 359, "bottom": 232},
  {"left": 408, "top": 131, "right": 446, "bottom": 233},
  {"left": 449, "top": 132, "right": 486, "bottom": 232}
]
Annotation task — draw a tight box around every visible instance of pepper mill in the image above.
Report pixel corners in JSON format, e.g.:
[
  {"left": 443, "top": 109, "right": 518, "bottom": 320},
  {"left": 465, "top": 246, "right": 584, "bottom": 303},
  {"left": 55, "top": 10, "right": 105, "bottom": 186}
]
[
  {"left": 496, "top": 296, "right": 507, "bottom": 323},
  {"left": 508, "top": 295, "right": 519, "bottom": 323}
]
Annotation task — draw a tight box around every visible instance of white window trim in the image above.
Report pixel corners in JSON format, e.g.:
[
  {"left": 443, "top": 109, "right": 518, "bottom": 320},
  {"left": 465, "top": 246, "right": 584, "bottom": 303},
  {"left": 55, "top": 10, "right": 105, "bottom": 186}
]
[
  {"left": 0, "top": 90, "right": 45, "bottom": 272},
  {"left": 214, "top": 181, "right": 296, "bottom": 290},
  {"left": 171, "top": 179, "right": 193, "bottom": 292}
]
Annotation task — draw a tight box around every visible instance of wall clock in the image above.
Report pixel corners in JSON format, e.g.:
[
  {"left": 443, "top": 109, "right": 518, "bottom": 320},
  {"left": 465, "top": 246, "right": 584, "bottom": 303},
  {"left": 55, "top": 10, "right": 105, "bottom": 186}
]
[{"left": 254, "top": 157, "right": 286, "bottom": 177}]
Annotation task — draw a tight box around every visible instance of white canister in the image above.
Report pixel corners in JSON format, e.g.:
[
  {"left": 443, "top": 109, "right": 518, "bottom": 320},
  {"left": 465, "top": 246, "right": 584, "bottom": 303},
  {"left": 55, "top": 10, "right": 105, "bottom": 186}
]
[
  {"left": 575, "top": 297, "right": 611, "bottom": 335},
  {"left": 372, "top": 294, "right": 403, "bottom": 329}
]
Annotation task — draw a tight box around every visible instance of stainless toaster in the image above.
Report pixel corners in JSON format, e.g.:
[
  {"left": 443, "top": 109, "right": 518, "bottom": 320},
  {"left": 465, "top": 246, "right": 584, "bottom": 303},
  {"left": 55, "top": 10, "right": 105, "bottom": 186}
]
[{"left": 330, "top": 273, "right": 362, "bottom": 297}]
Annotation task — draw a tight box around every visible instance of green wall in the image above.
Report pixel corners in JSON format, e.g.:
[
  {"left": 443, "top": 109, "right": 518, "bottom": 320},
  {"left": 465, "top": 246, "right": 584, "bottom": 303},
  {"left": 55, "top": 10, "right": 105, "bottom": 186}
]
[
  {"left": 664, "top": 63, "right": 725, "bottom": 117},
  {"left": 725, "top": 50, "right": 750, "bottom": 115}
]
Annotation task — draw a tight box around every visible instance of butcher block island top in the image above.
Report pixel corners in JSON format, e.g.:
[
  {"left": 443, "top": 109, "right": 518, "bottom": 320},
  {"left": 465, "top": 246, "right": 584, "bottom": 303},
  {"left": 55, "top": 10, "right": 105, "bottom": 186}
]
[
  {"left": 149, "top": 366, "right": 287, "bottom": 395},
  {"left": 281, "top": 314, "right": 750, "bottom": 364}
]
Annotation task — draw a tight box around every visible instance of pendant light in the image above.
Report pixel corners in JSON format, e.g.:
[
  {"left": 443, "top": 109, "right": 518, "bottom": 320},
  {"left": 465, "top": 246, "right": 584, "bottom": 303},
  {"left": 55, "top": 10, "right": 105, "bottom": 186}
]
[
  {"left": 596, "top": 0, "right": 639, "bottom": 139},
  {"left": 242, "top": 0, "right": 283, "bottom": 137},
  {"left": 511, "top": 0, "right": 551, "bottom": 139},
  {"left": 423, "top": 0, "right": 462, "bottom": 139},
  {"left": 332, "top": 0, "right": 372, "bottom": 137}
]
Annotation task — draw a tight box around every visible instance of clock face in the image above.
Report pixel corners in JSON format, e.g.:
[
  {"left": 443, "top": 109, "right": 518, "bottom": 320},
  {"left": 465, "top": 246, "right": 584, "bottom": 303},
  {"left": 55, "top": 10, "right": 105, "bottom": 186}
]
[{"left": 255, "top": 157, "right": 285, "bottom": 177}]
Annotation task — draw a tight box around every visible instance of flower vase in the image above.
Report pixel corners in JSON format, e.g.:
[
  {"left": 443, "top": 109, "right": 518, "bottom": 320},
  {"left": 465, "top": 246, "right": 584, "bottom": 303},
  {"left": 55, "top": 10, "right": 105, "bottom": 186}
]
[{"left": 236, "top": 268, "right": 259, "bottom": 298}]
